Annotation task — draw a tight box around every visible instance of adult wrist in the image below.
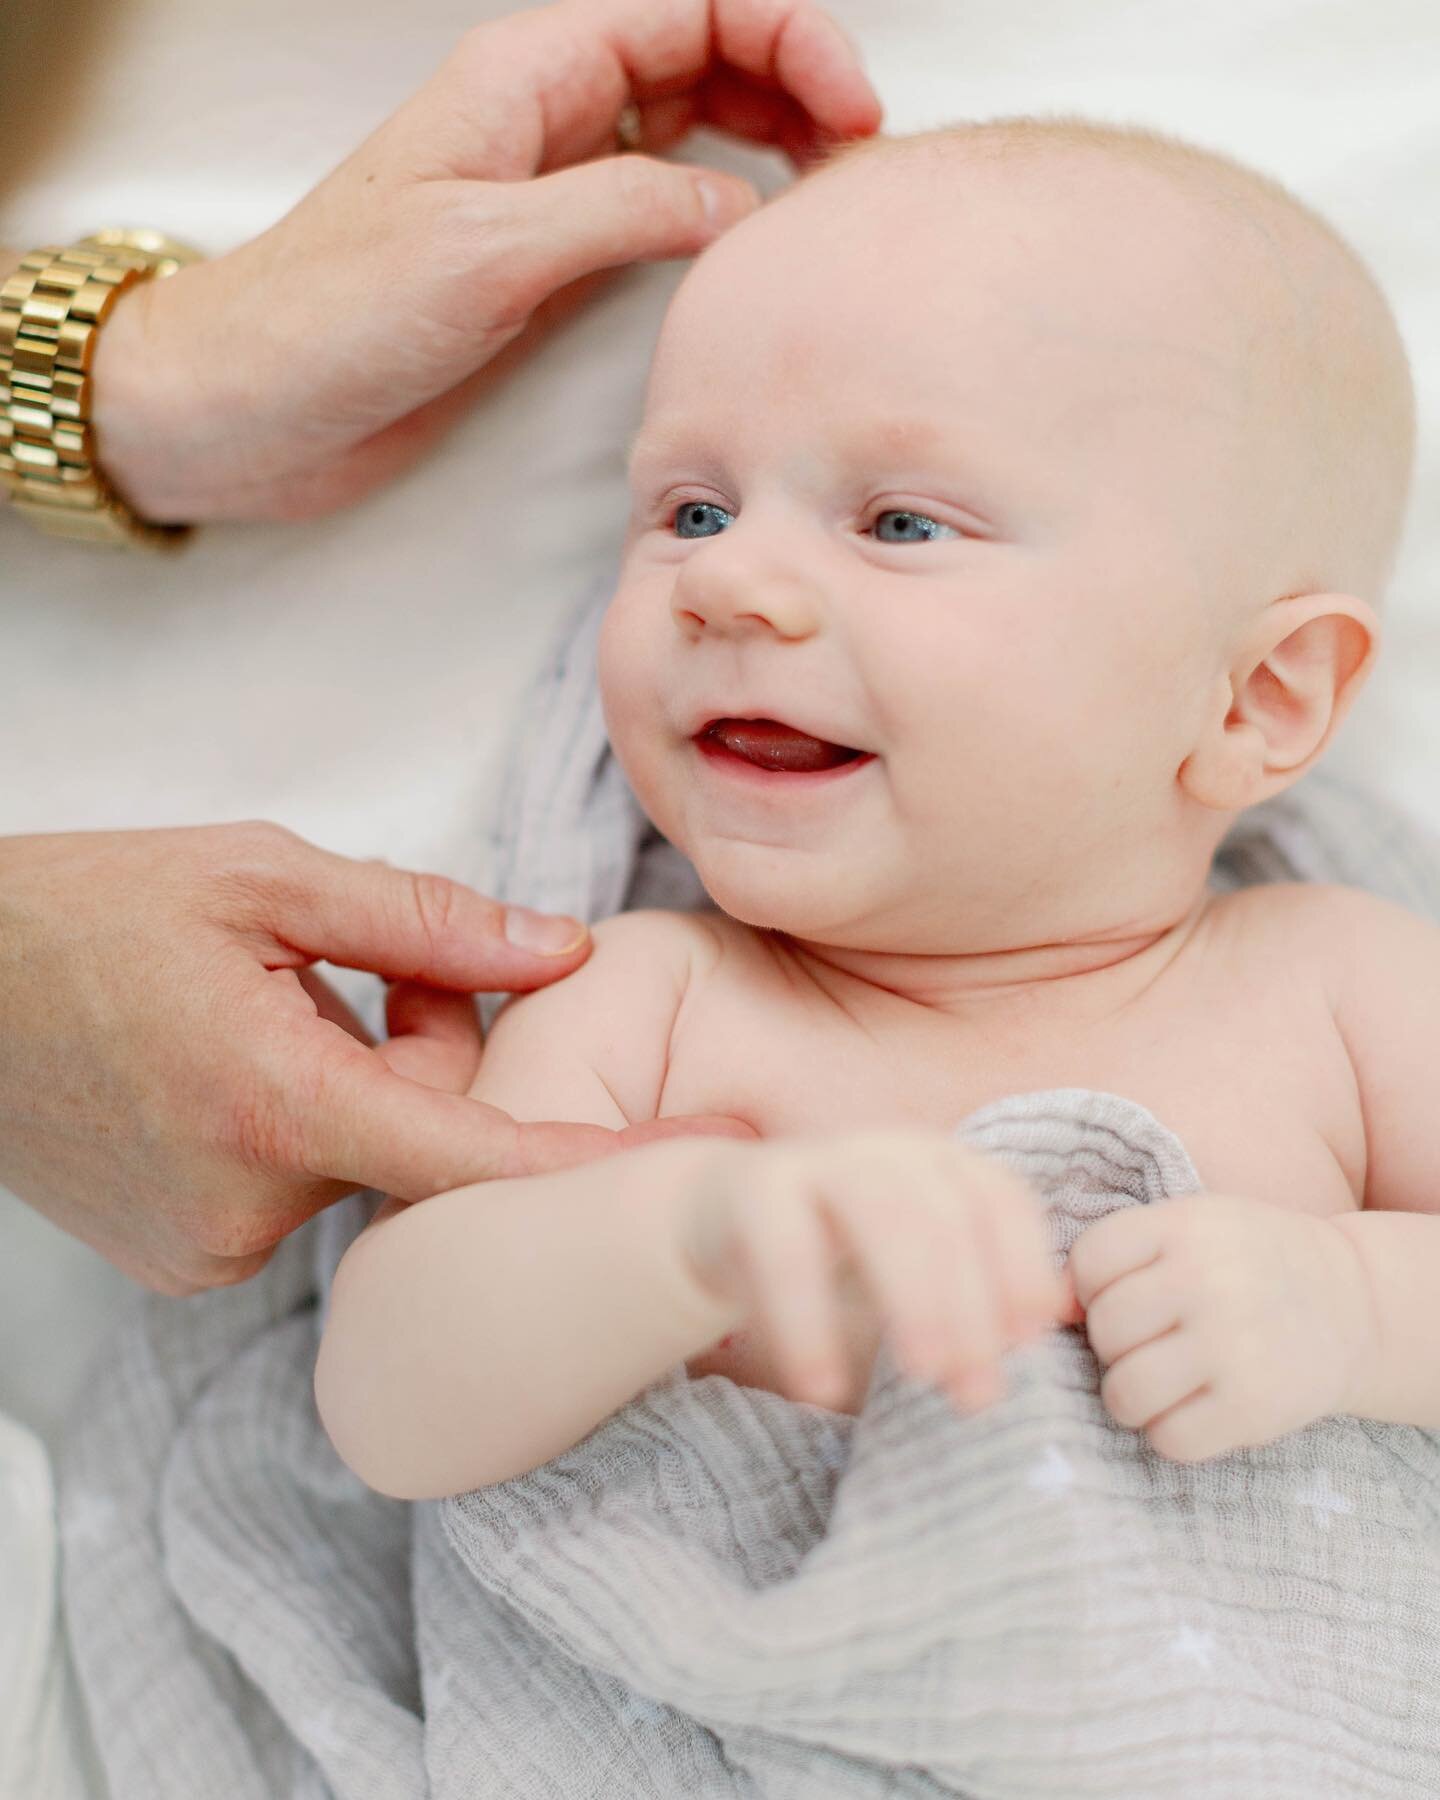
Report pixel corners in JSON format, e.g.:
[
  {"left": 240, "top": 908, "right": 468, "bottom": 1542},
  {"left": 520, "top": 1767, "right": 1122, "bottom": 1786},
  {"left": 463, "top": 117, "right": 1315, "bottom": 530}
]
[
  {"left": 86, "top": 274, "right": 197, "bottom": 526},
  {"left": 89, "top": 245, "right": 295, "bottom": 527},
  {"left": 1, "top": 230, "right": 203, "bottom": 547}
]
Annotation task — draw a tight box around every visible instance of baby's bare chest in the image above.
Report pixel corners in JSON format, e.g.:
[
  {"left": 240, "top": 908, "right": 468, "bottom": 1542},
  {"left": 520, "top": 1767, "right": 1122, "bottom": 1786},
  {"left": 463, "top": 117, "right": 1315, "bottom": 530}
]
[
  {"left": 659, "top": 927, "right": 1365, "bottom": 1223},
  {"left": 666, "top": 912, "right": 1365, "bottom": 1408}
]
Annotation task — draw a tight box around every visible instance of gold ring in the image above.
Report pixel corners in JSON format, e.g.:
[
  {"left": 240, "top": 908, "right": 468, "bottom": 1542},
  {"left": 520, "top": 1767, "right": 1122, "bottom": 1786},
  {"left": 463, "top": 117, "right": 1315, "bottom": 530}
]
[{"left": 615, "top": 102, "right": 643, "bottom": 154}]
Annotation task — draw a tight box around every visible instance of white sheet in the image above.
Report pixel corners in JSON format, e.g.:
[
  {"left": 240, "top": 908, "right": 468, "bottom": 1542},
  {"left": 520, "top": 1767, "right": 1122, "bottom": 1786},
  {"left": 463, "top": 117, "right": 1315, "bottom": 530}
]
[
  {"left": 1, "top": 3, "right": 1437, "bottom": 1793},
  {"left": 0, "top": 1416, "right": 94, "bottom": 1800}
]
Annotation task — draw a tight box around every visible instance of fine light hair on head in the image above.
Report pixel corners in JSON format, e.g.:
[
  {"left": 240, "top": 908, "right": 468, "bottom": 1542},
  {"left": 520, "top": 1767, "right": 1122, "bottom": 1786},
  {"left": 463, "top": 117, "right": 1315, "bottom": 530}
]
[{"left": 809, "top": 115, "right": 1417, "bottom": 607}]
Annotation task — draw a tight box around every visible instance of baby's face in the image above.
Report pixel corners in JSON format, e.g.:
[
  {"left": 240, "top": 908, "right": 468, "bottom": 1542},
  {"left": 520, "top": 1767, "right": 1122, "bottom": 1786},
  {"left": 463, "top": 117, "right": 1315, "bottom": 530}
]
[{"left": 599, "top": 150, "right": 1288, "bottom": 951}]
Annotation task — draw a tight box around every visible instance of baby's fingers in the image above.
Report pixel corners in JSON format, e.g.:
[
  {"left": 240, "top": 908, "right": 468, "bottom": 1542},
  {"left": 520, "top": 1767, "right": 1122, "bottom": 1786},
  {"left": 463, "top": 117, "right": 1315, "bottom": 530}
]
[
  {"left": 827, "top": 1155, "right": 1003, "bottom": 1407},
  {"left": 965, "top": 1158, "right": 1064, "bottom": 1340},
  {"left": 738, "top": 1169, "right": 850, "bottom": 1408}
]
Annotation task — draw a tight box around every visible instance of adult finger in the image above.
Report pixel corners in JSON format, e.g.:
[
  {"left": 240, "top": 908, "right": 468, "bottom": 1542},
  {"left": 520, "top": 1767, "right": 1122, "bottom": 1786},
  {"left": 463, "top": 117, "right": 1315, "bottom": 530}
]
[
  {"left": 288, "top": 1040, "right": 621, "bottom": 1197},
  {"left": 374, "top": 981, "right": 484, "bottom": 1091},
  {"left": 492, "top": 153, "right": 761, "bottom": 310},
  {"left": 622, "top": 94, "right": 701, "bottom": 156},
  {"left": 708, "top": 0, "right": 880, "bottom": 139},
  {"left": 423, "top": 0, "right": 880, "bottom": 183},
  {"left": 476, "top": 1111, "right": 761, "bottom": 1178},
  {"left": 692, "top": 66, "right": 833, "bottom": 165},
  {"left": 285, "top": 1019, "right": 760, "bottom": 1197},
  {"left": 618, "top": 1114, "right": 763, "bottom": 1149},
  {"left": 225, "top": 826, "right": 590, "bottom": 994},
  {"left": 627, "top": 74, "right": 832, "bottom": 174}
]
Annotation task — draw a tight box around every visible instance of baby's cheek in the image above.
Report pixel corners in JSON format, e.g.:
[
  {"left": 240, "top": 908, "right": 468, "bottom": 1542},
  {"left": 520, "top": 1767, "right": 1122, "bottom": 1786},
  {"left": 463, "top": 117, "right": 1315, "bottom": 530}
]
[
  {"left": 597, "top": 614, "right": 682, "bottom": 827},
  {"left": 597, "top": 602, "right": 658, "bottom": 743}
]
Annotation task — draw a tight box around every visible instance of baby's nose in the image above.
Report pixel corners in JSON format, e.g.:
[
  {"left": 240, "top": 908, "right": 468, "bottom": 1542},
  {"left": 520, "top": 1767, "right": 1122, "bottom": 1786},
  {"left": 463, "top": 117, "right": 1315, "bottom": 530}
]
[{"left": 670, "top": 563, "right": 821, "bottom": 641}]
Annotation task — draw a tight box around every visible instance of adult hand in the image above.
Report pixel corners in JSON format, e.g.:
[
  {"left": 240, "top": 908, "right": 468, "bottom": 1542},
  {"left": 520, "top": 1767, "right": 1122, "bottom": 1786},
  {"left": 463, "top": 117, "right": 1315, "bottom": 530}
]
[
  {"left": 91, "top": 0, "right": 881, "bottom": 526},
  {"left": 0, "top": 824, "right": 753, "bottom": 1294}
]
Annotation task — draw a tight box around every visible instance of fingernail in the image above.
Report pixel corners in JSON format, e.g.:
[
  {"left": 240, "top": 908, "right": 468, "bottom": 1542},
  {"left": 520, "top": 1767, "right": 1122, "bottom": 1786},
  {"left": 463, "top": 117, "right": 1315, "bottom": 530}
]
[
  {"left": 503, "top": 906, "right": 588, "bottom": 955},
  {"left": 695, "top": 175, "right": 759, "bottom": 230}
]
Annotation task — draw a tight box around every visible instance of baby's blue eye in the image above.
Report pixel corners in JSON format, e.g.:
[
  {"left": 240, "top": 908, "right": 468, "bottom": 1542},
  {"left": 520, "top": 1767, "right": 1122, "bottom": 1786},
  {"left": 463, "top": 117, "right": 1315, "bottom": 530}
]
[
  {"left": 673, "top": 501, "right": 733, "bottom": 539},
  {"left": 872, "top": 509, "right": 958, "bottom": 543}
]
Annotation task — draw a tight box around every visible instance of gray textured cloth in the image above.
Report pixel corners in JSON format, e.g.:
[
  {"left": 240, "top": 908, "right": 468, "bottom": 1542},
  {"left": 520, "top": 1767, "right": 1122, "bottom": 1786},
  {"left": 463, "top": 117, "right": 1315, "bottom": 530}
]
[{"left": 59, "top": 585, "right": 1440, "bottom": 1799}]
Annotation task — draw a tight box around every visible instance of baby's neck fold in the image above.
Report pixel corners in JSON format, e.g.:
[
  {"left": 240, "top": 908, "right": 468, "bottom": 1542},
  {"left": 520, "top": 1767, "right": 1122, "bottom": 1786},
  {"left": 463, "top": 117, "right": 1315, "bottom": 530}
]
[{"left": 768, "top": 891, "right": 1213, "bottom": 1019}]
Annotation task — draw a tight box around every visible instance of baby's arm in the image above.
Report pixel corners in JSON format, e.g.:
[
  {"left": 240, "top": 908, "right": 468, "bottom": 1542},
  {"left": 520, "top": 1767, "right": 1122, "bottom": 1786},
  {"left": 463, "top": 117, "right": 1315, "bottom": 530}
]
[
  {"left": 1318, "top": 886, "right": 1440, "bottom": 1426},
  {"left": 314, "top": 909, "right": 745, "bottom": 1499}
]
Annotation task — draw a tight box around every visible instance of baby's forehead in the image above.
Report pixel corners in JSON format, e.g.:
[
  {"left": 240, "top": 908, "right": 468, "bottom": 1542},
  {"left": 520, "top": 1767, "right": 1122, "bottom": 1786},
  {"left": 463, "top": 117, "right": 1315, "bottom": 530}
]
[
  {"left": 646, "top": 124, "right": 1413, "bottom": 608},
  {"left": 660, "top": 145, "right": 1278, "bottom": 448},
  {"left": 675, "top": 130, "right": 1394, "bottom": 452},
  {"left": 677, "top": 140, "right": 1279, "bottom": 369},
  {"left": 794, "top": 128, "right": 1292, "bottom": 254},
  {"left": 809, "top": 143, "right": 1283, "bottom": 313}
]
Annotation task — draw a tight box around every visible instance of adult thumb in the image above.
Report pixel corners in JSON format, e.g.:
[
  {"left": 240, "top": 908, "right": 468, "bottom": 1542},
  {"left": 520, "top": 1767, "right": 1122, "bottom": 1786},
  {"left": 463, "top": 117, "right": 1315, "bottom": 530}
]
[
  {"left": 498, "top": 155, "right": 761, "bottom": 305},
  {"left": 251, "top": 833, "right": 590, "bottom": 993}
]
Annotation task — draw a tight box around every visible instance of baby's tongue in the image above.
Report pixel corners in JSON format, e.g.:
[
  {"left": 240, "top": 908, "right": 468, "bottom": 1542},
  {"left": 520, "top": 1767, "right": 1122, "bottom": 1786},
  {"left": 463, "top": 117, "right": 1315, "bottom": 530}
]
[{"left": 711, "top": 718, "right": 856, "bottom": 772}]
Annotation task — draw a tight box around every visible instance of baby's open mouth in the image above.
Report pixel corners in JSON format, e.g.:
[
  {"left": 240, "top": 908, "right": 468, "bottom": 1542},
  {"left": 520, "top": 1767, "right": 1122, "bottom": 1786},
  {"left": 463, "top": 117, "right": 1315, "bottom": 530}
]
[{"left": 695, "top": 717, "right": 870, "bottom": 774}]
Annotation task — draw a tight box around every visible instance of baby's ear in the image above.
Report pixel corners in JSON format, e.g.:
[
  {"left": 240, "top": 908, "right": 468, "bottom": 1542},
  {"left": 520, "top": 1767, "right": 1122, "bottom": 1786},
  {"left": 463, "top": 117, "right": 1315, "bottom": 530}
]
[{"left": 1178, "top": 593, "right": 1378, "bottom": 813}]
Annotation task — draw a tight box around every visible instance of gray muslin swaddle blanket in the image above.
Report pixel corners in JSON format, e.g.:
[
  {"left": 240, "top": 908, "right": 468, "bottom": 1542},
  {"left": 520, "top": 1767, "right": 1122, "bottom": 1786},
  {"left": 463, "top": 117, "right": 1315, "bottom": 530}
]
[{"left": 59, "top": 585, "right": 1440, "bottom": 1798}]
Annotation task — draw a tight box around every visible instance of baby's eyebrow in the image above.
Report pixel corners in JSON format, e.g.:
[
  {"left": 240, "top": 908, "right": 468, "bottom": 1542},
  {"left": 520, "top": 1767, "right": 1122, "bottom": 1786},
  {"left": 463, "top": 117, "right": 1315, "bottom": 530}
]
[
  {"left": 860, "top": 415, "right": 948, "bottom": 462},
  {"left": 628, "top": 414, "right": 956, "bottom": 474},
  {"left": 625, "top": 425, "right": 685, "bottom": 475}
]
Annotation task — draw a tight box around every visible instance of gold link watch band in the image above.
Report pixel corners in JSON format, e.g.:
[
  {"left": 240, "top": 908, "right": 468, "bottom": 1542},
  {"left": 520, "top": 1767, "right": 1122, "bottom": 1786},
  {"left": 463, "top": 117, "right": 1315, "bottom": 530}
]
[{"left": 0, "top": 227, "right": 203, "bottom": 549}]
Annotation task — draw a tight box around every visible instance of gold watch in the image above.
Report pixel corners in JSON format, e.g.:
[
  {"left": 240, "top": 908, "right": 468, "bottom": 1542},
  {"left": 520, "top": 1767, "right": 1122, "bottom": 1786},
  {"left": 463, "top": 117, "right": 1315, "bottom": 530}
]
[{"left": 0, "top": 228, "right": 203, "bottom": 549}]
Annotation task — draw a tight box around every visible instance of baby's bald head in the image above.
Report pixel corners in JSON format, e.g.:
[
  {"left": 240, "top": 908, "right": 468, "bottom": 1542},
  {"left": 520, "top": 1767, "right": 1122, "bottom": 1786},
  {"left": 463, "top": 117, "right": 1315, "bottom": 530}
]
[
  {"left": 612, "top": 117, "right": 1408, "bottom": 951},
  {"left": 795, "top": 117, "right": 1415, "bottom": 611}
]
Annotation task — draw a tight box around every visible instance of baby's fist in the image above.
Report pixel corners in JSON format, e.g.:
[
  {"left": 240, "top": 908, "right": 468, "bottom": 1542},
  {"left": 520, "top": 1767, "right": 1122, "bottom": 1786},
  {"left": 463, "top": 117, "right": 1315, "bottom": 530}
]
[{"left": 682, "top": 1130, "right": 1066, "bottom": 1411}]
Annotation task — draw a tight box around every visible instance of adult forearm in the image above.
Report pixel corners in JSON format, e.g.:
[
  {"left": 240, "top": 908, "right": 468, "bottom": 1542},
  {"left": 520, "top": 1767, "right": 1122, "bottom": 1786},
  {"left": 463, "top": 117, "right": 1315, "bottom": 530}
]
[
  {"left": 314, "top": 1136, "right": 744, "bottom": 1500},
  {"left": 1332, "top": 1210, "right": 1440, "bottom": 1428}
]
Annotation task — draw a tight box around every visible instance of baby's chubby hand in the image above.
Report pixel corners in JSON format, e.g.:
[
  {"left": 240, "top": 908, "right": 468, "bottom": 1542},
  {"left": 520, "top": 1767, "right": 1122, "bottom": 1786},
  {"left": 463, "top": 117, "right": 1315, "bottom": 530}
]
[
  {"left": 1067, "top": 1193, "right": 1380, "bottom": 1464},
  {"left": 679, "top": 1130, "right": 1069, "bottom": 1411}
]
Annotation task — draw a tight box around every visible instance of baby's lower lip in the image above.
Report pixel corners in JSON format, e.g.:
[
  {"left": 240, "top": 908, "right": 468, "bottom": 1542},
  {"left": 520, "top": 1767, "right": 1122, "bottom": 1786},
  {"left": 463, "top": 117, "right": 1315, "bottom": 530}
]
[{"left": 693, "top": 735, "right": 878, "bottom": 784}]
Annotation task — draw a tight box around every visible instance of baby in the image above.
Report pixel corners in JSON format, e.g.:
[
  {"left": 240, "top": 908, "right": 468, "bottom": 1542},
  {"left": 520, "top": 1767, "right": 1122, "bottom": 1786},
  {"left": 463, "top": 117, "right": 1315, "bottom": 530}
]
[{"left": 315, "top": 117, "right": 1438, "bottom": 1502}]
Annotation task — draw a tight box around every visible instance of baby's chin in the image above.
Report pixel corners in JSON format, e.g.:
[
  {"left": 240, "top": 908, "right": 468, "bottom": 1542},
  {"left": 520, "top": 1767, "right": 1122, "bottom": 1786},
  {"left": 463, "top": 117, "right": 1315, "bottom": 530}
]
[
  {"left": 688, "top": 842, "right": 881, "bottom": 943},
  {"left": 629, "top": 766, "right": 904, "bottom": 941}
]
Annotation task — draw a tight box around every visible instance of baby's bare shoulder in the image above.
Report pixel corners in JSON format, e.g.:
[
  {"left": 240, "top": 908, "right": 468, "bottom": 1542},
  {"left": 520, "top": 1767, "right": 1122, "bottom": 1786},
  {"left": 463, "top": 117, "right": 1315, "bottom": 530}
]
[
  {"left": 475, "top": 908, "right": 733, "bottom": 1127},
  {"left": 486, "top": 908, "right": 723, "bottom": 1033},
  {"left": 1207, "top": 878, "right": 1430, "bottom": 935},
  {"left": 1208, "top": 886, "right": 1440, "bottom": 1214},
  {"left": 1204, "top": 880, "right": 1440, "bottom": 991},
  {"left": 588, "top": 905, "right": 727, "bottom": 973}
]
